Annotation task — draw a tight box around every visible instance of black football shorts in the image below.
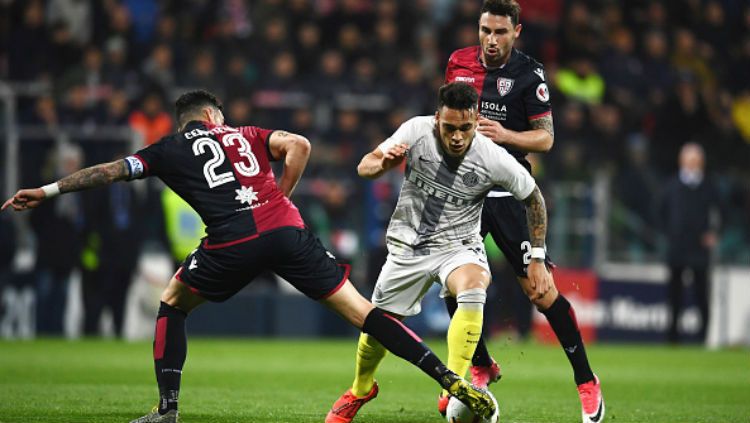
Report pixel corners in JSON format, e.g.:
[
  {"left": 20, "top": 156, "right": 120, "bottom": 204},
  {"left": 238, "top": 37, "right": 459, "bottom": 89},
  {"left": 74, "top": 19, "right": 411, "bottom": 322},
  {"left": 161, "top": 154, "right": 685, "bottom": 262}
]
[
  {"left": 175, "top": 227, "right": 350, "bottom": 302},
  {"left": 481, "top": 195, "right": 554, "bottom": 277}
]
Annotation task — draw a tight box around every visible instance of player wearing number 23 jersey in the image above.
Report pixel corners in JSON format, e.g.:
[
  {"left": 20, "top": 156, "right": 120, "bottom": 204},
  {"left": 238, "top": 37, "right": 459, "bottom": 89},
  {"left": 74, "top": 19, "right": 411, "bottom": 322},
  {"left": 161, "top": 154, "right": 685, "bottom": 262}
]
[
  {"left": 124, "top": 121, "right": 343, "bottom": 303},
  {"left": 125, "top": 121, "right": 304, "bottom": 247}
]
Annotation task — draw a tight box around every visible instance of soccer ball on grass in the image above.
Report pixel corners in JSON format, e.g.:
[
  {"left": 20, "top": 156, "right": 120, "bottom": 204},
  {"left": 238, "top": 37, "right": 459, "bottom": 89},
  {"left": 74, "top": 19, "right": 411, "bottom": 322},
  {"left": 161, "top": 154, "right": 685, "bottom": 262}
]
[{"left": 445, "top": 394, "right": 499, "bottom": 423}]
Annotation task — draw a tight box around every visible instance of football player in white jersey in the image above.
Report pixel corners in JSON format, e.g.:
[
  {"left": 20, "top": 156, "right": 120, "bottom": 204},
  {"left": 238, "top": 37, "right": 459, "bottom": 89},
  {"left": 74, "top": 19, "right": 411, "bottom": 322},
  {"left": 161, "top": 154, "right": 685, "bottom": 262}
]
[{"left": 325, "top": 82, "right": 552, "bottom": 423}]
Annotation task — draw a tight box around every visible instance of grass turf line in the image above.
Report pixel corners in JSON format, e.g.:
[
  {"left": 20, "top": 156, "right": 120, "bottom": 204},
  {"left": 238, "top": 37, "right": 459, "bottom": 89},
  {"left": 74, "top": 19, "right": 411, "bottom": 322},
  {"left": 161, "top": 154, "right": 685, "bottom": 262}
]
[{"left": 0, "top": 339, "right": 748, "bottom": 422}]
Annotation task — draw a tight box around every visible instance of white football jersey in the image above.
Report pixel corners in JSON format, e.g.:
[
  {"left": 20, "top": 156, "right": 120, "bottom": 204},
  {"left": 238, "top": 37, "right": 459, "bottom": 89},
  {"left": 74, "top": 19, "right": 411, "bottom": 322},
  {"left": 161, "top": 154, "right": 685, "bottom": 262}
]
[{"left": 378, "top": 116, "right": 535, "bottom": 256}]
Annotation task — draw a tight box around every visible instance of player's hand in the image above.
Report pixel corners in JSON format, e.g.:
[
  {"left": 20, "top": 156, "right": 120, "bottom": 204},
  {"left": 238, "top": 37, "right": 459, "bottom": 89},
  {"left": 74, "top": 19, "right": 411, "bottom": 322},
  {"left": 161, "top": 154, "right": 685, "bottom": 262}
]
[
  {"left": 1, "top": 188, "right": 46, "bottom": 212},
  {"left": 527, "top": 259, "right": 552, "bottom": 300},
  {"left": 477, "top": 116, "right": 510, "bottom": 144},
  {"left": 381, "top": 143, "right": 408, "bottom": 169}
]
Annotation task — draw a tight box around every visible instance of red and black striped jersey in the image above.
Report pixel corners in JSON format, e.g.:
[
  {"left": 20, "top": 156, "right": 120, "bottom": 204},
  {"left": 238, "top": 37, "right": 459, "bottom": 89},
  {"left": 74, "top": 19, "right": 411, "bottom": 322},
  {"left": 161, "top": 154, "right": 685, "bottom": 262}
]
[
  {"left": 445, "top": 47, "right": 552, "bottom": 173},
  {"left": 124, "top": 120, "right": 304, "bottom": 248}
]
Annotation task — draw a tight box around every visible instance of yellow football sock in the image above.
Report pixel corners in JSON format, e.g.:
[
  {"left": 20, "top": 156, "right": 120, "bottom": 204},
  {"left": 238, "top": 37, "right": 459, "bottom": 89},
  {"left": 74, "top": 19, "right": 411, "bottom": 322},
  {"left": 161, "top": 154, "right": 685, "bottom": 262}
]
[
  {"left": 351, "top": 333, "right": 388, "bottom": 397},
  {"left": 443, "top": 296, "right": 484, "bottom": 396}
]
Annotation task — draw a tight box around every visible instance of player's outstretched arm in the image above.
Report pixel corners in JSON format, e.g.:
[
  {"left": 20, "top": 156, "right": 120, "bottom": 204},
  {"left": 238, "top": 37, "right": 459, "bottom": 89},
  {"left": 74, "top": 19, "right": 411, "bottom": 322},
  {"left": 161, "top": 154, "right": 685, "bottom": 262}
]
[
  {"left": 477, "top": 114, "right": 554, "bottom": 153},
  {"left": 2, "top": 160, "right": 129, "bottom": 212},
  {"left": 522, "top": 185, "right": 553, "bottom": 299},
  {"left": 357, "top": 143, "right": 408, "bottom": 179},
  {"left": 269, "top": 130, "right": 311, "bottom": 198}
]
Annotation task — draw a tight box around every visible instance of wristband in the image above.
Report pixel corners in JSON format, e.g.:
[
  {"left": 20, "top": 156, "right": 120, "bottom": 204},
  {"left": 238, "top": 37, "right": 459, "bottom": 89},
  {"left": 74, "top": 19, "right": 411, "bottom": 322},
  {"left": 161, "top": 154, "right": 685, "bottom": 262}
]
[
  {"left": 41, "top": 183, "right": 60, "bottom": 198},
  {"left": 530, "top": 247, "right": 546, "bottom": 260}
]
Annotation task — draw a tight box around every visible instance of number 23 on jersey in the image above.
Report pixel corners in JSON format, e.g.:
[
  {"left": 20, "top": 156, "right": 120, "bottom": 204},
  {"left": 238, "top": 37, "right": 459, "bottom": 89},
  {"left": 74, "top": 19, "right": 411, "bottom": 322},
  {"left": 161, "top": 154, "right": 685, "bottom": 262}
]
[{"left": 192, "top": 132, "right": 260, "bottom": 188}]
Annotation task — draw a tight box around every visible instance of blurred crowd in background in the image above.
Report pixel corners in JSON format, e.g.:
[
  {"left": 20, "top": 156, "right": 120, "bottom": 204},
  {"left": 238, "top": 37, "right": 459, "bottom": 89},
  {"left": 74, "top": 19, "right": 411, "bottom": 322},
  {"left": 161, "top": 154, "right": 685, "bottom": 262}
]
[{"left": 1, "top": 0, "right": 749, "bottom": 337}]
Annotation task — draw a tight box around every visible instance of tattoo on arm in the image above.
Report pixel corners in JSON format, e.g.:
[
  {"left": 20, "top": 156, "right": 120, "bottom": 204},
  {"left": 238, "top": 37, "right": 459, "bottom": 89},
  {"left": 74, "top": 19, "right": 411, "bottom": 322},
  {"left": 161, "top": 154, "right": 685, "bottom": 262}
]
[
  {"left": 522, "top": 186, "right": 547, "bottom": 248},
  {"left": 530, "top": 114, "right": 554, "bottom": 138},
  {"left": 58, "top": 161, "right": 129, "bottom": 194}
]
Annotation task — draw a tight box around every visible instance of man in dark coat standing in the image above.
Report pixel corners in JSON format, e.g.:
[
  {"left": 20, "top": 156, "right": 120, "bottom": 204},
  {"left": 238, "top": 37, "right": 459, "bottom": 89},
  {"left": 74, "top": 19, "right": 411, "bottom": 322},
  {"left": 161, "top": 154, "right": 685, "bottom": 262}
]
[{"left": 659, "top": 142, "right": 722, "bottom": 343}]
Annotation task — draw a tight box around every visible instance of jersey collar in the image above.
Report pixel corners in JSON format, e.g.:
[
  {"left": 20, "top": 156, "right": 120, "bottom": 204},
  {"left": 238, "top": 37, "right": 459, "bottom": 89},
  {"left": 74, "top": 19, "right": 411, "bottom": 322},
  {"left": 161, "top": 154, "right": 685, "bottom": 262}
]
[{"left": 184, "top": 120, "right": 207, "bottom": 131}]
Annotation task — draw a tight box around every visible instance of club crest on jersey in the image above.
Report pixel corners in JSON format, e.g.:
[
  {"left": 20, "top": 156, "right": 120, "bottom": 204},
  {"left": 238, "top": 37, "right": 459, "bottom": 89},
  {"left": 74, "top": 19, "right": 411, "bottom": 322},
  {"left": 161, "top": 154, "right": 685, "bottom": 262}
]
[
  {"left": 496, "top": 78, "right": 514, "bottom": 96},
  {"left": 461, "top": 171, "right": 479, "bottom": 187}
]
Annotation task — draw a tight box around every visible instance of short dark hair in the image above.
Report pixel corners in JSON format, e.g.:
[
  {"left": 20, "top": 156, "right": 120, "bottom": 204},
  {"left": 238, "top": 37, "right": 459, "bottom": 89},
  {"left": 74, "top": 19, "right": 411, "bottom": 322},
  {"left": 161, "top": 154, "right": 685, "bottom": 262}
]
[
  {"left": 438, "top": 82, "right": 479, "bottom": 111},
  {"left": 174, "top": 89, "right": 223, "bottom": 126},
  {"left": 481, "top": 0, "right": 521, "bottom": 26}
]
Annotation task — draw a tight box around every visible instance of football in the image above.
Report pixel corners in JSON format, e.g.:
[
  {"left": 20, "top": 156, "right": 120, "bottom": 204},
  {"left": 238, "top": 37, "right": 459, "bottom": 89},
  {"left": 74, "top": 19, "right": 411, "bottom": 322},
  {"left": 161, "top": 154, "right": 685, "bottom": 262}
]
[{"left": 445, "top": 394, "right": 499, "bottom": 423}]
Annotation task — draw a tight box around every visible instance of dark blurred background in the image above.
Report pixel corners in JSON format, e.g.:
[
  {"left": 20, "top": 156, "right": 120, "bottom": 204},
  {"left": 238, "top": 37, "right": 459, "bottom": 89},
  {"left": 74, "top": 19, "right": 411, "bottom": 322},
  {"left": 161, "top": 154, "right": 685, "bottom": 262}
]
[{"left": 0, "top": 0, "right": 748, "bottom": 344}]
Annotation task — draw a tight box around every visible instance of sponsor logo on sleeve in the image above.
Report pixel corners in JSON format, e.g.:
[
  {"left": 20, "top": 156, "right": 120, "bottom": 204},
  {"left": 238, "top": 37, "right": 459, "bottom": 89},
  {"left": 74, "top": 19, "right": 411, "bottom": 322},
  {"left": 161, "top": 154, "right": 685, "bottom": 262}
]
[
  {"left": 536, "top": 83, "right": 550, "bottom": 102},
  {"left": 533, "top": 67, "right": 545, "bottom": 81},
  {"left": 454, "top": 75, "right": 476, "bottom": 83},
  {"left": 497, "top": 78, "right": 514, "bottom": 96}
]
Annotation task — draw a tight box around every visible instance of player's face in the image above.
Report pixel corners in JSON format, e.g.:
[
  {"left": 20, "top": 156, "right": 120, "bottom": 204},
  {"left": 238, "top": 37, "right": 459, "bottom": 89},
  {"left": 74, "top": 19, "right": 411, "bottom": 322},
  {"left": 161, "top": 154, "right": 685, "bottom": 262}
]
[
  {"left": 436, "top": 106, "right": 478, "bottom": 157},
  {"left": 478, "top": 12, "right": 521, "bottom": 67}
]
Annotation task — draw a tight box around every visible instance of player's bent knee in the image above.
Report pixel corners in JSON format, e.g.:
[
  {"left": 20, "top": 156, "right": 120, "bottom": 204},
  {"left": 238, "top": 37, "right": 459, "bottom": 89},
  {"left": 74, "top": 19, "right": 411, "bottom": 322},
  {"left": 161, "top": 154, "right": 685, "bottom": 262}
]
[
  {"left": 320, "top": 279, "right": 374, "bottom": 329},
  {"left": 446, "top": 264, "right": 490, "bottom": 295},
  {"left": 161, "top": 277, "right": 205, "bottom": 313},
  {"left": 531, "top": 285, "right": 558, "bottom": 310}
]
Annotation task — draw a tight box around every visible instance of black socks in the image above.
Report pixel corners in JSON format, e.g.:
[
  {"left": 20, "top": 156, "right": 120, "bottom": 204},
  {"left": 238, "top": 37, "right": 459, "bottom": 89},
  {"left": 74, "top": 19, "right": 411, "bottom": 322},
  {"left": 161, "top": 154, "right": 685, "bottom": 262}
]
[
  {"left": 362, "top": 307, "right": 455, "bottom": 389},
  {"left": 542, "top": 295, "right": 594, "bottom": 385},
  {"left": 154, "top": 301, "right": 187, "bottom": 414}
]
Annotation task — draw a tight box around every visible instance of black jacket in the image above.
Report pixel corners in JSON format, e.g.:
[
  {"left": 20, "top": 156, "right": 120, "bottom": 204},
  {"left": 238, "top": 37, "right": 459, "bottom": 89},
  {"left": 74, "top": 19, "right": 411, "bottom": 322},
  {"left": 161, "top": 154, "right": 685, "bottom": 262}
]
[{"left": 659, "top": 175, "right": 721, "bottom": 266}]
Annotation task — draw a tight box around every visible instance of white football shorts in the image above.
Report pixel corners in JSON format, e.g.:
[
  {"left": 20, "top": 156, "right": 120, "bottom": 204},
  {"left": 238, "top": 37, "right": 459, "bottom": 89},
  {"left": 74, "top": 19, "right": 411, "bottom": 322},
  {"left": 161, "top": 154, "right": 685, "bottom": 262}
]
[{"left": 371, "top": 243, "right": 490, "bottom": 317}]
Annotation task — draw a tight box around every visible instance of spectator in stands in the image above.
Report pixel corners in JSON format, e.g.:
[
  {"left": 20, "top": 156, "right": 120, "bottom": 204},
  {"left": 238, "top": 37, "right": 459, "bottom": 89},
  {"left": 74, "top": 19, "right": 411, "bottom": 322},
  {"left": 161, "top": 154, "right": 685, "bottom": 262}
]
[
  {"left": 182, "top": 50, "right": 223, "bottom": 98},
  {"left": 372, "top": 18, "right": 401, "bottom": 79},
  {"left": 8, "top": 0, "right": 49, "bottom": 81},
  {"left": 48, "top": 0, "right": 92, "bottom": 47},
  {"left": 652, "top": 72, "right": 712, "bottom": 174},
  {"left": 81, "top": 155, "right": 144, "bottom": 337},
  {"left": 59, "top": 84, "right": 99, "bottom": 128},
  {"left": 670, "top": 28, "right": 715, "bottom": 92},
  {"left": 30, "top": 144, "right": 87, "bottom": 335},
  {"left": 294, "top": 21, "right": 323, "bottom": 73},
  {"left": 0, "top": 214, "right": 16, "bottom": 305},
  {"left": 732, "top": 89, "right": 750, "bottom": 145},
  {"left": 600, "top": 27, "right": 643, "bottom": 111},
  {"left": 314, "top": 50, "right": 348, "bottom": 97},
  {"left": 640, "top": 30, "right": 674, "bottom": 109},
  {"left": 128, "top": 90, "right": 173, "bottom": 147},
  {"left": 555, "top": 54, "right": 605, "bottom": 105},
  {"left": 224, "top": 97, "right": 253, "bottom": 128},
  {"left": 612, "top": 134, "right": 660, "bottom": 256},
  {"left": 141, "top": 43, "right": 175, "bottom": 93},
  {"left": 100, "top": 90, "right": 131, "bottom": 126},
  {"left": 102, "top": 37, "right": 140, "bottom": 97},
  {"left": 48, "top": 21, "right": 83, "bottom": 82},
  {"left": 223, "top": 54, "right": 255, "bottom": 98}
]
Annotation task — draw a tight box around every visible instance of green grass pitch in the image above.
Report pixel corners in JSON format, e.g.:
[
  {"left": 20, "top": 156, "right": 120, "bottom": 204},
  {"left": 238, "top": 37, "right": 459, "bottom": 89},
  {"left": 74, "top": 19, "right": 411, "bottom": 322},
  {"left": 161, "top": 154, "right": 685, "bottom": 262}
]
[{"left": 0, "top": 338, "right": 748, "bottom": 422}]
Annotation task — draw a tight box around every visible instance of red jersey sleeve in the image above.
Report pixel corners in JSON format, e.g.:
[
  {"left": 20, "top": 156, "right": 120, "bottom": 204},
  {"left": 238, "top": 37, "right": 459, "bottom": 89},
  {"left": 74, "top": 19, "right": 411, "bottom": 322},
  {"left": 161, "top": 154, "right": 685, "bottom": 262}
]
[
  {"left": 445, "top": 51, "right": 459, "bottom": 84},
  {"left": 443, "top": 47, "right": 485, "bottom": 98},
  {"left": 241, "top": 126, "right": 278, "bottom": 162}
]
